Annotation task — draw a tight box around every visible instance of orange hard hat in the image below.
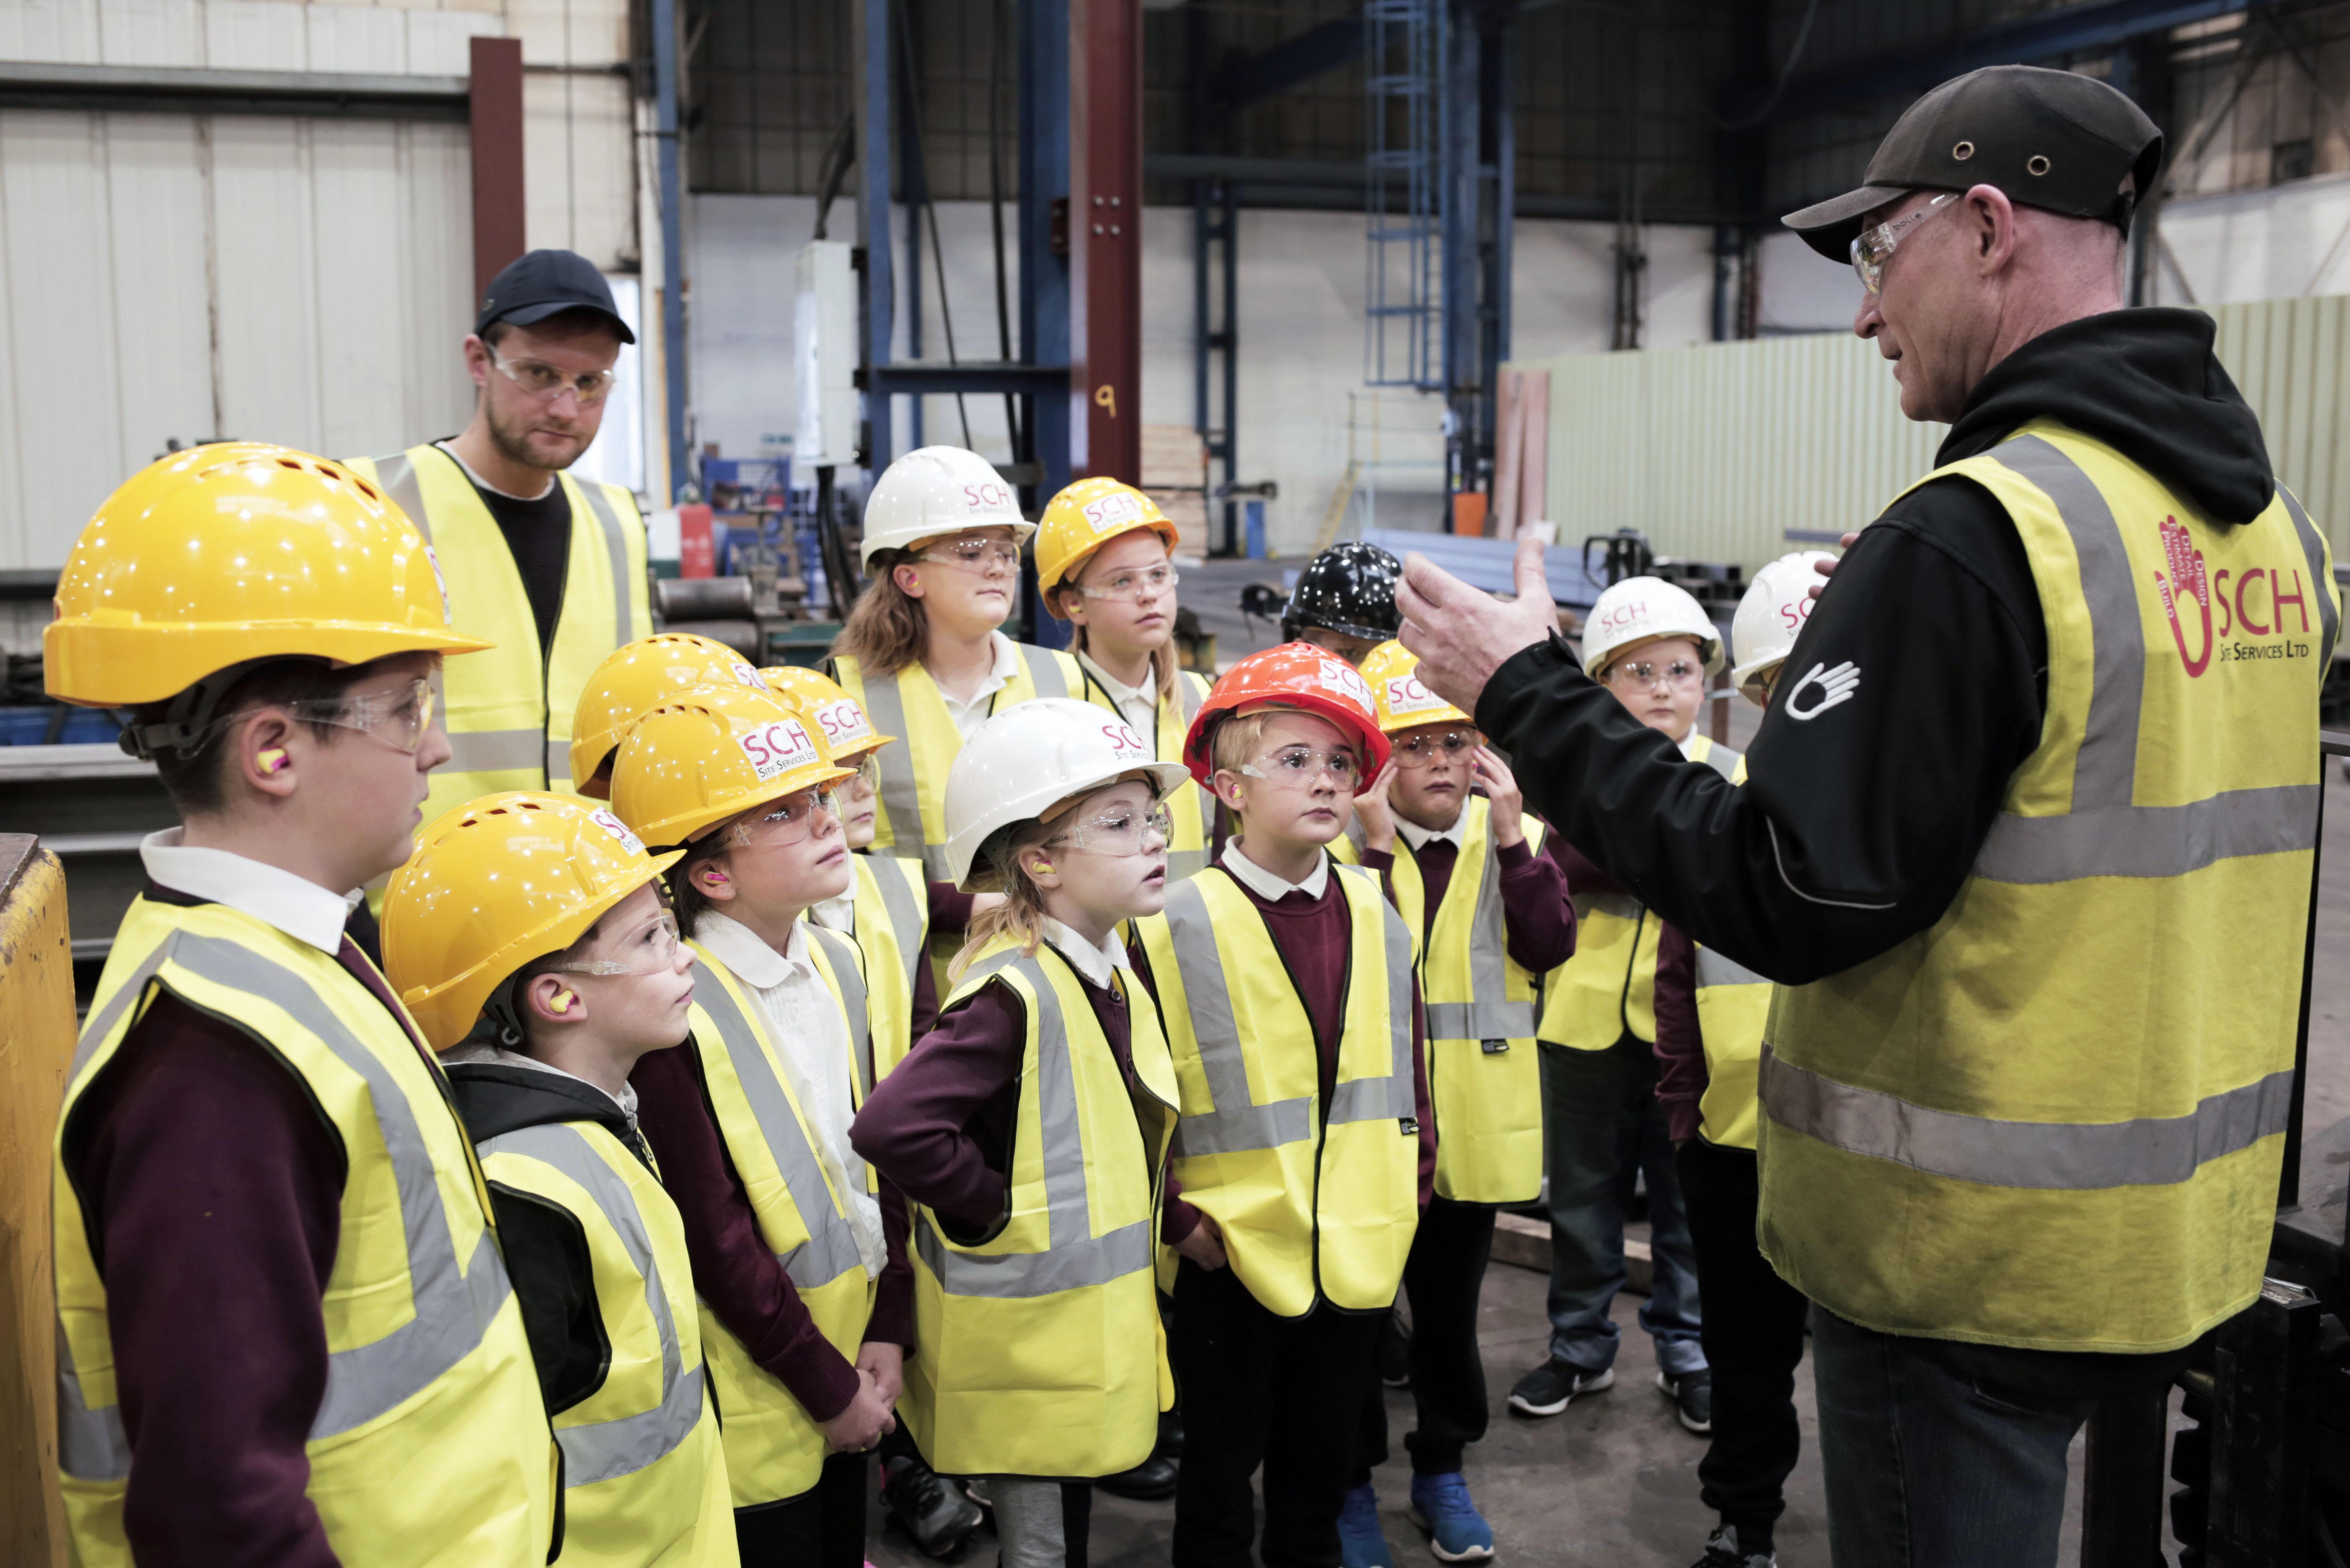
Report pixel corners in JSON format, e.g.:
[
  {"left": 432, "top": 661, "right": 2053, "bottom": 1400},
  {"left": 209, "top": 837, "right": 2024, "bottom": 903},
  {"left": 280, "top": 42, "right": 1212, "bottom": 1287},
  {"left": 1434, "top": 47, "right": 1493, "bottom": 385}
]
[{"left": 1180, "top": 641, "right": 1389, "bottom": 786}]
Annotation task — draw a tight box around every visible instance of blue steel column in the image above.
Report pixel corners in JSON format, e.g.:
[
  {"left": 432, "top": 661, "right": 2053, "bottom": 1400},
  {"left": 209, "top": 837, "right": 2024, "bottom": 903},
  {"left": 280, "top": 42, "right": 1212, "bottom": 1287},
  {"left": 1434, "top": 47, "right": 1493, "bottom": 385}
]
[
  {"left": 1439, "top": 0, "right": 1476, "bottom": 503},
  {"left": 652, "top": 0, "right": 688, "bottom": 499},
  {"left": 860, "top": 0, "right": 896, "bottom": 473},
  {"left": 1019, "top": 0, "right": 1071, "bottom": 499}
]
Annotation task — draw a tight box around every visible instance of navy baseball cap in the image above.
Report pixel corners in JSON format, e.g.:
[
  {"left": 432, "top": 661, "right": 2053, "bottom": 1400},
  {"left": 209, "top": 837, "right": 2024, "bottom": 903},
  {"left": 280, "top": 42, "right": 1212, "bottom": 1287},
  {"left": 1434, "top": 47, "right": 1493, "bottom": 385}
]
[{"left": 477, "top": 249, "right": 635, "bottom": 343}]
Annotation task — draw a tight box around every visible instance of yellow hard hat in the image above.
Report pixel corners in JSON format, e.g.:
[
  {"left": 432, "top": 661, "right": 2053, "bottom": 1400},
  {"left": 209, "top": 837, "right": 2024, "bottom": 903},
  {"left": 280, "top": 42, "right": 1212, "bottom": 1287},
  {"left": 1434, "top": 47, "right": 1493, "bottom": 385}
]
[
  {"left": 46, "top": 442, "right": 490, "bottom": 708},
  {"left": 381, "top": 792, "right": 684, "bottom": 1052},
  {"left": 1360, "top": 640, "right": 1472, "bottom": 734},
  {"left": 610, "top": 685, "right": 857, "bottom": 849},
  {"left": 758, "top": 666, "right": 895, "bottom": 761},
  {"left": 570, "top": 633, "right": 773, "bottom": 797},
  {"left": 1035, "top": 477, "right": 1179, "bottom": 609}
]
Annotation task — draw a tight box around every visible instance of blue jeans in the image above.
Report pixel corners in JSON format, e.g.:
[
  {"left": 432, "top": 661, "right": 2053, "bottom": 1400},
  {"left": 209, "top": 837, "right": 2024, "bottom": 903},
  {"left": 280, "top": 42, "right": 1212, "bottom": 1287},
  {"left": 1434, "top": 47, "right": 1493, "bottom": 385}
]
[
  {"left": 1538, "top": 1036, "right": 1704, "bottom": 1377},
  {"left": 1812, "top": 1310, "right": 2100, "bottom": 1568}
]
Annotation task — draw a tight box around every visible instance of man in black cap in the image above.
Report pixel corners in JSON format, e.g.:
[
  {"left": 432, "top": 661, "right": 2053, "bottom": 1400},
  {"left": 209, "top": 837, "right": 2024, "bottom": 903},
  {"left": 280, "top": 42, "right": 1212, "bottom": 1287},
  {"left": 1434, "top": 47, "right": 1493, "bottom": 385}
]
[
  {"left": 350, "top": 248, "right": 652, "bottom": 823},
  {"left": 1390, "top": 65, "right": 2339, "bottom": 1568}
]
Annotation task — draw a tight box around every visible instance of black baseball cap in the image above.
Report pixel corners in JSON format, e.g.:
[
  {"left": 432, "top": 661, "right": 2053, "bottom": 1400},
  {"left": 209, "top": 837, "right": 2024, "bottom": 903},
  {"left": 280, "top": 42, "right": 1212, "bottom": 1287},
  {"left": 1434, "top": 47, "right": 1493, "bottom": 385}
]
[
  {"left": 476, "top": 249, "right": 635, "bottom": 343},
  {"left": 1782, "top": 65, "right": 2164, "bottom": 262}
]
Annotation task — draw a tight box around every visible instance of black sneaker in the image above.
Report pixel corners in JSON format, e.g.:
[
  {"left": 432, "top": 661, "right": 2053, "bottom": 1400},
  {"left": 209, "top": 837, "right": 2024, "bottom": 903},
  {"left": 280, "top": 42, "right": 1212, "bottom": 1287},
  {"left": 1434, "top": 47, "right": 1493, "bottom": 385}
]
[
  {"left": 1379, "top": 1305, "right": 1412, "bottom": 1388},
  {"left": 1095, "top": 1453, "right": 1180, "bottom": 1500},
  {"left": 1157, "top": 1406, "right": 1185, "bottom": 1459},
  {"left": 881, "top": 1454, "right": 983, "bottom": 1559},
  {"left": 1506, "top": 1357, "right": 1614, "bottom": 1417},
  {"left": 1692, "top": 1523, "right": 1775, "bottom": 1567},
  {"left": 1659, "top": 1368, "right": 1713, "bottom": 1434}
]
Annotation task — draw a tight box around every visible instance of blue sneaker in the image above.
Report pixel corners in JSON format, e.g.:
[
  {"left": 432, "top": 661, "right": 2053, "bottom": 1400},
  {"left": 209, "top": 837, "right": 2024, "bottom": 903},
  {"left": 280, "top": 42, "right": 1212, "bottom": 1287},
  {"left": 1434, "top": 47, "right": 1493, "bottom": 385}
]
[
  {"left": 1408, "top": 1472, "right": 1495, "bottom": 1563},
  {"left": 1339, "top": 1484, "right": 1397, "bottom": 1568}
]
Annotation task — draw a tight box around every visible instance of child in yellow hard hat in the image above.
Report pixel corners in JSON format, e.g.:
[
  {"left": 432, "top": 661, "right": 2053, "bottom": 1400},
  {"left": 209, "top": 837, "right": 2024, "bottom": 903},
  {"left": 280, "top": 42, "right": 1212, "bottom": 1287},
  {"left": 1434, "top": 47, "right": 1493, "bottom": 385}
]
[
  {"left": 382, "top": 792, "right": 736, "bottom": 1567},
  {"left": 570, "top": 631, "right": 774, "bottom": 797},
  {"left": 42, "top": 446, "right": 557, "bottom": 1566},
  {"left": 1035, "top": 476, "right": 1218, "bottom": 880},
  {"left": 607, "top": 686, "right": 906, "bottom": 1568},
  {"left": 852, "top": 698, "right": 1194, "bottom": 1568},
  {"left": 1333, "top": 641, "right": 1577, "bottom": 1566}
]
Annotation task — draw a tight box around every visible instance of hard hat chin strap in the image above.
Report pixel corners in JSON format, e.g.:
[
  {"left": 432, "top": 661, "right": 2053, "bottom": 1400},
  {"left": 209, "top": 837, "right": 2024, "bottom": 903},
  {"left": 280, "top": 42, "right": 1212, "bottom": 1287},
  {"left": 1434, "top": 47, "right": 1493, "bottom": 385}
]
[
  {"left": 480, "top": 975, "right": 532, "bottom": 1051},
  {"left": 117, "top": 665, "right": 253, "bottom": 762}
]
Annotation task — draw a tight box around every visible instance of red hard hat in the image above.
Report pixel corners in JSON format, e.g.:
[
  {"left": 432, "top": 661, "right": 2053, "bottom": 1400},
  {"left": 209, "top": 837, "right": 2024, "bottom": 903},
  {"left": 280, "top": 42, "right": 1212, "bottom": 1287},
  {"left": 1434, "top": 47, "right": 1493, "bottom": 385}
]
[{"left": 1181, "top": 642, "right": 1391, "bottom": 785}]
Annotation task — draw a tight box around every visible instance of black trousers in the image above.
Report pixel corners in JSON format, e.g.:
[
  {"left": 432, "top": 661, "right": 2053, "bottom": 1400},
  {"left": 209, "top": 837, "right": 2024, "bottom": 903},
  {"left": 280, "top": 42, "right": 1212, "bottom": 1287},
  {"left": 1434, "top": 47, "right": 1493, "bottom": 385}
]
[
  {"left": 1171, "top": 1259, "right": 1387, "bottom": 1568},
  {"left": 1353, "top": 1196, "right": 1497, "bottom": 1484},
  {"left": 1677, "top": 1136, "right": 1810, "bottom": 1537},
  {"left": 736, "top": 1450, "right": 870, "bottom": 1568}
]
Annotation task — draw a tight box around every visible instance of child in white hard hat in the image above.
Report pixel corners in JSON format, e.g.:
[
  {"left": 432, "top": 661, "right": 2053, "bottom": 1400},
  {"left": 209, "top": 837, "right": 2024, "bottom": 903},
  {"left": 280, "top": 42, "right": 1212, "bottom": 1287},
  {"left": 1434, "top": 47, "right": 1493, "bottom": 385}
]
[
  {"left": 1509, "top": 576, "right": 1731, "bottom": 1435},
  {"left": 1649, "top": 553, "right": 1831, "bottom": 1568},
  {"left": 828, "top": 447, "right": 1085, "bottom": 910},
  {"left": 850, "top": 698, "right": 1196, "bottom": 1568},
  {"left": 1331, "top": 641, "right": 1578, "bottom": 1567}
]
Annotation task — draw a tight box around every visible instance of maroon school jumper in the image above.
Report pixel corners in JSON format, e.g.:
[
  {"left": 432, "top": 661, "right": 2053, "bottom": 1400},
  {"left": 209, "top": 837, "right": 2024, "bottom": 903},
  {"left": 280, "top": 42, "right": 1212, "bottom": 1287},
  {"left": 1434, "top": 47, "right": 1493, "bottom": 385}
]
[
  {"left": 57, "top": 886, "right": 441, "bottom": 1568},
  {"left": 1652, "top": 922, "right": 1705, "bottom": 1146},
  {"left": 1356, "top": 829, "right": 1578, "bottom": 976}
]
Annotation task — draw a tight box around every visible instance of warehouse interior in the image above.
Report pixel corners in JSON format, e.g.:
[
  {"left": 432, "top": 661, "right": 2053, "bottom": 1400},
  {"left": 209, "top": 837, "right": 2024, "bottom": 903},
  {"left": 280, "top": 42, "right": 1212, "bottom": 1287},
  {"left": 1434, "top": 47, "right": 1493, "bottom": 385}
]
[{"left": 7, "top": 0, "right": 2350, "bottom": 1565}]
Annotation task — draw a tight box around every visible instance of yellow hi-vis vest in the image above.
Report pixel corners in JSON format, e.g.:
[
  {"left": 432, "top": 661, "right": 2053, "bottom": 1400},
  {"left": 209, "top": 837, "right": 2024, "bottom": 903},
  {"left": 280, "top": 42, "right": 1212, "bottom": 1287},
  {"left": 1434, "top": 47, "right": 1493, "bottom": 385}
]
[
  {"left": 903, "top": 937, "right": 1178, "bottom": 1478},
  {"left": 852, "top": 852, "right": 932, "bottom": 1078},
  {"left": 829, "top": 643, "right": 1083, "bottom": 881},
  {"left": 682, "top": 941, "right": 876, "bottom": 1505},
  {"left": 1078, "top": 664, "right": 1216, "bottom": 880},
  {"left": 1134, "top": 862, "right": 1421, "bottom": 1316},
  {"left": 54, "top": 898, "right": 556, "bottom": 1568},
  {"left": 350, "top": 443, "right": 652, "bottom": 823},
  {"left": 1336, "top": 799, "right": 1548, "bottom": 1203},
  {"left": 472, "top": 1120, "right": 736, "bottom": 1568},
  {"left": 1760, "top": 422, "right": 2340, "bottom": 1354},
  {"left": 1690, "top": 945, "right": 1772, "bottom": 1151},
  {"left": 1537, "top": 735, "right": 1742, "bottom": 1050}
]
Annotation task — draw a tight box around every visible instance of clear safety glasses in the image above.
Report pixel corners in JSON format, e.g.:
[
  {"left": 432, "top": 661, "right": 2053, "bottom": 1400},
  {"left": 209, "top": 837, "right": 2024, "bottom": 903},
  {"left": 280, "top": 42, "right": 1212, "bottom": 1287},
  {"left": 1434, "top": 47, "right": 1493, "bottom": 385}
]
[
  {"left": 1605, "top": 658, "right": 1706, "bottom": 692},
  {"left": 1851, "top": 193, "right": 1955, "bottom": 294},
  {"left": 490, "top": 348, "right": 617, "bottom": 405},
  {"left": 1075, "top": 564, "right": 1181, "bottom": 604},
  {"left": 842, "top": 753, "right": 881, "bottom": 794},
  {"left": 547, "top": 911, "right": 684, "bottom": 977},
  {"left": 1391, "top": 728, "right": 1479, "bottom": 770},
  {"left": 229, "top": 676, "right": 438, "bottom": 754},
  {"left": 1241, "top": 745, "right": 1363, "bottom": 792},
  {"left": 727, "top": 786, "right": 843, "bottom": 848},
  {"left": 1048, "top": 799, "right": 1174, "bottom": 858},
  {"left": 919, "top": 537, "right": 1022, "bottom": 573}
]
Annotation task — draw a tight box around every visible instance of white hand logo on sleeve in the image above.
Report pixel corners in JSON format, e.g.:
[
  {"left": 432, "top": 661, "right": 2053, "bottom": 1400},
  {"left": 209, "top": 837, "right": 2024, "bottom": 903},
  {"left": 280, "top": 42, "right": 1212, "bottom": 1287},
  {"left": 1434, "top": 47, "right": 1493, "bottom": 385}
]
[{"left": 1785, "top": 660, "right": 1861, "bottom": 721}]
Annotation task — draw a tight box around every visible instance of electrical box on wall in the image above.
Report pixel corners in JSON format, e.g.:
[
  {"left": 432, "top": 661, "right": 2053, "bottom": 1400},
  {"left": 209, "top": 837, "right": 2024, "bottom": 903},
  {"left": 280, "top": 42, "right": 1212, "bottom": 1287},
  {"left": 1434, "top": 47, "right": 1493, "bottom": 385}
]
[{"left": 795, "top": 241, "right": 858, "bottom": 469}]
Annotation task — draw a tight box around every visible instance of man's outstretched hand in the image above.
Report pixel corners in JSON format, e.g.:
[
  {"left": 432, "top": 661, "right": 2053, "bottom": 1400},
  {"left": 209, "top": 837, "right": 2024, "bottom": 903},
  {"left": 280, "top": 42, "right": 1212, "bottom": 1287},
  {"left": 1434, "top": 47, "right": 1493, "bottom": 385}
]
[{"left": 1396, "top": 534, "right": 1562, "bottom": 720}]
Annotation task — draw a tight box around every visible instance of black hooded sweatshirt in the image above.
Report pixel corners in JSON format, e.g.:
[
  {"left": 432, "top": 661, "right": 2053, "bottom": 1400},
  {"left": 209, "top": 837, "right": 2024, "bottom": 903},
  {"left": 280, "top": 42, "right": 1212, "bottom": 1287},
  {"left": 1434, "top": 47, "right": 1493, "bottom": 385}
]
[{"left": 1479, "top": 308, "right": 2285, "bottom": 1394}]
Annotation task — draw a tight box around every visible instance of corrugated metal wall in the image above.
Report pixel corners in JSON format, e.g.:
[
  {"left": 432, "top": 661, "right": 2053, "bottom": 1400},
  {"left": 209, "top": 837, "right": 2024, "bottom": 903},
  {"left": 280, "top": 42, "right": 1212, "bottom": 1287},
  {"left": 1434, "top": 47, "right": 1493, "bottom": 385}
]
[{"left": 1521, "top": 294, "right": 2350, "bottom": 570}]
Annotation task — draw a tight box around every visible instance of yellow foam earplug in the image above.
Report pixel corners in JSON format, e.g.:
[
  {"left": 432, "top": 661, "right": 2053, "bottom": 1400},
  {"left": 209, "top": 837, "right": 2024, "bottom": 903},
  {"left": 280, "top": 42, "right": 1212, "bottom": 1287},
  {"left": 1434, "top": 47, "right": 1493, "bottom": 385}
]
[
  {"left": 258, "top": 749, "right": 288, "bottom": 774},
  {"left": 549, "top": 991, "right": 576, "bottom": 1014}
]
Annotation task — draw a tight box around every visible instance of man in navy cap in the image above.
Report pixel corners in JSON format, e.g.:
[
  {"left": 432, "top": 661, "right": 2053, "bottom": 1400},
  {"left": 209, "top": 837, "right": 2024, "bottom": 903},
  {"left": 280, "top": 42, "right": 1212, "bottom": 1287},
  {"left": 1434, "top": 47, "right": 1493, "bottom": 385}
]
[{"left": 349, "top": 249, "right": 653, "bottom": 821}]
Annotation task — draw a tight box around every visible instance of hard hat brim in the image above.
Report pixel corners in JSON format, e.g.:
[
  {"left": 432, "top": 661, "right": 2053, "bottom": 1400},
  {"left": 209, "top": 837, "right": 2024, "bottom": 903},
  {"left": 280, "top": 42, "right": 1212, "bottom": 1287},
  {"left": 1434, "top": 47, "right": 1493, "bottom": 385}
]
[{"left": 45, "top": 620, "right": 493, "bottom": 708}]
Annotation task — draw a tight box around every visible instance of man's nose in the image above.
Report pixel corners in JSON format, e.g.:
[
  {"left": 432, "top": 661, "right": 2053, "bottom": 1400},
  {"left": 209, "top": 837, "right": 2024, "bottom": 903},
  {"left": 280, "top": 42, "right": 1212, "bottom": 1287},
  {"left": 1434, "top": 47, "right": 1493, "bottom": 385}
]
[{"left": 1854, "top": 293, "right": 1882, "bottom": 340}]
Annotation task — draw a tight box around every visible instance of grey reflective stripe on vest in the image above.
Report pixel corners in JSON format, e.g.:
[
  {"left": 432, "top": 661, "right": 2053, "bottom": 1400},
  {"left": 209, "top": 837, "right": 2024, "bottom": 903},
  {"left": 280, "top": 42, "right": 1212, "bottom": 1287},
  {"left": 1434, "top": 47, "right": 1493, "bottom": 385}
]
[
  {"left": 915, "top": 951, "right": 1152, "bottom": 1297},
  {"left": 1026, "top": 648, "right": 1071, "bottom": 699},
  {"left": 372, "top": 450, "right": 430, "bottom": 541},
  {"left": 1759, "top": 1044, "right": 2295, "bottom": 1191},
  {"left": 570, "top": 479, "right": 639, "bottom": 652},
  {"left": 1972, "top": 436, "right": 2324, "bottom": 882},
  {"left": 1424, "top": 815, "right": 1532, "bottom": 1043},
  {"left": 688, "top": 959, "right": 867, "bottom": 1289},
  {"left": 1166, "top": 848, "right": 1211, "bottom": 880},
  {"left": 807, "top": 925, "right": 874, "bottom": 1094},
  {"left": 62, "top": 930, "right": 513, "bottom": 1464},
  {"left": 853, "top": 670, "right": 950, "bottom": 882},
  {"left": 55, "top": 1315, "right": 129, "bottom": 1481},
  {"left": 482, "top": 1123, "right": 703, "bottom": 1485},
  {"left": 1694, "top": 946, "right": 1769, "bottom": 990},
  {"left": 1696, "top": 742, "right": 1740, "bottom": 781},
  {"left": 1164, "top": 871, "right": 1413, "bottom": 1152},
  {"left": 1572, "top": 889, "right": 1641, "bottom": 923},
  {"left": 864, "top": 857, "right": 928, "bottom": 1015},
  {"left": 2277, "top": 486, "right": 2343, "bottom": 666}
]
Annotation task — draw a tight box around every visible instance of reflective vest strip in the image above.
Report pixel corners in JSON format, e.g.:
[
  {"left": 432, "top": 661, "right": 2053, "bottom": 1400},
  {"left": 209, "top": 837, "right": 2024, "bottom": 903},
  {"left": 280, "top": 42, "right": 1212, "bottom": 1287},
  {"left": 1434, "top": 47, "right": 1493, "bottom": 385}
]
[
  {"left": 481, "top": 1124, "right": 704, "bottom": 1486},
  {"left": 1974, "top": 784, "right": 2320, "bottom": 883},
  {"left": 1423, "top": 804, "right": 1531, "bottom": 1042},
  {"left": 1425, "top": 1001, "right": 1535, "bottom": 1040},
  {"left": 2278, "top": 487, "right": 2345, "bottom": 663},
  {"left": 1164, "top": 673, "right": 1213, "bottom": 880},
  {"left": 918, "top": 950, "right": 1153, "bottom": 1297},
  {"left": 570, "top": 479, "right": 640, "bottom": 656},
  {"left": 807, "top": 925, "right": 874, "bottom": 1096},
  {"left": 687, "top": 959, "right": 867, "bottom": 1290},
  {"left": 864, "top": 855, "right": 927, "bottom": 1018},
  {"left": 1693, "top": 947, "right": 1767, "bottom": 988},
  {"left": 446, "top": 728, "right": 556, "bottom": 774},
  {"left": 375, "top": 451, "right": 429, "bottom": 542},
  {"left": 62, "top": 930, "right": 513, "bottom": 1473},
  {"left": 1760, "top": 1044, "right": 2296, "bottom": 1191},
  {"left": 1029, "top": 656, "right": 1071, "bottom": 699}
]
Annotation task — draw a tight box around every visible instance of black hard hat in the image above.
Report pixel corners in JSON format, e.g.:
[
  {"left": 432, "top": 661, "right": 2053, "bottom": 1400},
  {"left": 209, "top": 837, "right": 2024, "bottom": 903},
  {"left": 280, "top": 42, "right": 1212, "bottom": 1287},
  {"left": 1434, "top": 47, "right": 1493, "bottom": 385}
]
[
  {"left": 1782, "top": 65, "right": 2163, "bottom": 262},
  {"left": 1281, "top": 541, "right": 1403, "bottom": 643}
]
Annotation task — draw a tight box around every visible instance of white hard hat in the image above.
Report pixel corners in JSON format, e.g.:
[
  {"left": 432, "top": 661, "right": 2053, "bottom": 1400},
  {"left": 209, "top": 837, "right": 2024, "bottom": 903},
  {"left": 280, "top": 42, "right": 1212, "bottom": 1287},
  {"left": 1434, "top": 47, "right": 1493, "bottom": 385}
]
[
  {"left": 860, "top": 445, "right": 1036, "bottom": 566},
  {"left": 942, "top": 698, "right": 1192, "bottom": 892},
  {"left": 1731, "top": 552, "right": 1836, "bottom": 703},
  {"left": 1582, "top": 576, "right": 1722, "bottom": 678}
]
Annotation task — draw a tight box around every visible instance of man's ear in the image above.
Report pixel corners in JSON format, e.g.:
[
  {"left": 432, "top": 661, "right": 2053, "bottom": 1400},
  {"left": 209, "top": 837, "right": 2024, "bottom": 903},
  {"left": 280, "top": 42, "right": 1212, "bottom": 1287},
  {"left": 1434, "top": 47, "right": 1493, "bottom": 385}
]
[{"left": 461, "top": 332, "right": 493, "bottom": 390}]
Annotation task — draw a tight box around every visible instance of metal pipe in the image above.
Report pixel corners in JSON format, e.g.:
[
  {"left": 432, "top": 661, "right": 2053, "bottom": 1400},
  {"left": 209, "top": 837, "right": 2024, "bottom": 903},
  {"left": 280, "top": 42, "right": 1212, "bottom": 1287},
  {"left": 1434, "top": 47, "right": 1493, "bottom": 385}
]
[{"left": 652, "top": 0, "right": 689, "bottom": 500}]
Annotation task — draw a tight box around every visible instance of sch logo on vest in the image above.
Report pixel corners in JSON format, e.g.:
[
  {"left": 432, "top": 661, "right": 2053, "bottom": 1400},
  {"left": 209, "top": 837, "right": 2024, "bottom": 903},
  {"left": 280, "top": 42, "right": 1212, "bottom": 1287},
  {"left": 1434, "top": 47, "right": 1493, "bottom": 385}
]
[
  {"left": 2155, "top": 515, "right": 2318, "bottom": 677},
  {"left": 739, "top": 718, "right": 819, "bottom": 781}
]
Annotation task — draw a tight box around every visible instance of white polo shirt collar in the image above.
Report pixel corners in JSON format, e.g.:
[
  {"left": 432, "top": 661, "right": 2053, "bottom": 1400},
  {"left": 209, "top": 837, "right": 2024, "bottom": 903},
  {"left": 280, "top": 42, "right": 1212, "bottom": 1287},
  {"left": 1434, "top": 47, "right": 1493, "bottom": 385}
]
[{"left": 139, "top": 829, "right": 357, "bottom": 954}]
